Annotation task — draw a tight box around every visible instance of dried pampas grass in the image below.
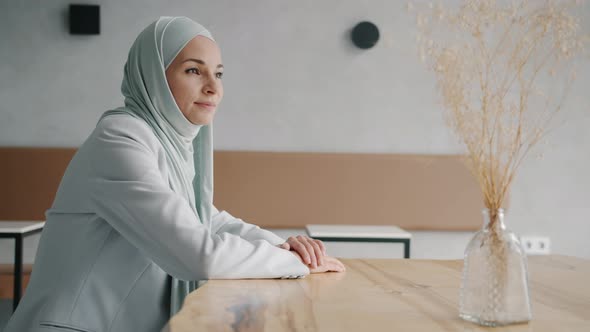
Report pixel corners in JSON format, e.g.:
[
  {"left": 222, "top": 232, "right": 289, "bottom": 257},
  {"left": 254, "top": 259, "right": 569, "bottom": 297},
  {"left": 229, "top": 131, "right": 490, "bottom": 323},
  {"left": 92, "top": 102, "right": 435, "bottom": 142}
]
[{"left": 411, "top": 0, "right": 588, "bottom": 225}]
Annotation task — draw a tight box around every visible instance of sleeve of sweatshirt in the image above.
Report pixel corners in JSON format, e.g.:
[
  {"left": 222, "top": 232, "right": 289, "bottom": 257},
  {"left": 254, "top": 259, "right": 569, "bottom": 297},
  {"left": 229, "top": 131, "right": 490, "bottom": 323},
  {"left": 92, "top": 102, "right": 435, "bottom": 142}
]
[
  {"left": 210, "top": 206, "right": 287, "bottom": 246},
  {"left": 87, "top": 117, "right": 309, "bottom": 281}
]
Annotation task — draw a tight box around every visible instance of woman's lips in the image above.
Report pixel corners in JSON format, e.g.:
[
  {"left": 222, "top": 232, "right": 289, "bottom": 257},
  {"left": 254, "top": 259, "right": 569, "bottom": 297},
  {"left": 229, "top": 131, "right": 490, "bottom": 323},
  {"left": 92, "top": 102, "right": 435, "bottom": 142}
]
[{"left": 194, "top": 102, "right": 216, "bottom": 111}]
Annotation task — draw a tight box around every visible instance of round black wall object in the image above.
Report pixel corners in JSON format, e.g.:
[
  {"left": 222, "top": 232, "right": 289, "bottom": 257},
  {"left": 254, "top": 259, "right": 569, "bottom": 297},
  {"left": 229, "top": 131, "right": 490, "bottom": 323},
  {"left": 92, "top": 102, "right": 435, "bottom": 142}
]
[{"left": 351, "top": 21, "right": 379, "bottom": 49}]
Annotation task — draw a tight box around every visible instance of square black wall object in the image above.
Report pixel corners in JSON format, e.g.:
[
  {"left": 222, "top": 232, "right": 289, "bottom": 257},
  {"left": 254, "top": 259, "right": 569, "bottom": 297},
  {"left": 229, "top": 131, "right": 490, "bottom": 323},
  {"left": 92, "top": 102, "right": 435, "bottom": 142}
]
[{"left": 69, "top": 4, "right": 100, "bottom": 35}]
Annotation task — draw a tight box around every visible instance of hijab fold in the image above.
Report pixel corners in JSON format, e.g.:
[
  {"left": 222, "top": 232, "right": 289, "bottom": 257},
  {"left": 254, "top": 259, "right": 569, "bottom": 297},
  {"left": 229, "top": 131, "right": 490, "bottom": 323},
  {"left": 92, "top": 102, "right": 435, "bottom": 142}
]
[{"left": 99, "top": 16, "right": 215, "bottom": 316}]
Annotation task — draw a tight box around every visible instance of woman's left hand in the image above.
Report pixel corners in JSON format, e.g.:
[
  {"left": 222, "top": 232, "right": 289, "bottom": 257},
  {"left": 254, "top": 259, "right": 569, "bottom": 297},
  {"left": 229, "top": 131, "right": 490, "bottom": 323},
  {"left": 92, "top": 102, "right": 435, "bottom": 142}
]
[{"left": 277, "top": 236, "right": 326, "bottom": 269}]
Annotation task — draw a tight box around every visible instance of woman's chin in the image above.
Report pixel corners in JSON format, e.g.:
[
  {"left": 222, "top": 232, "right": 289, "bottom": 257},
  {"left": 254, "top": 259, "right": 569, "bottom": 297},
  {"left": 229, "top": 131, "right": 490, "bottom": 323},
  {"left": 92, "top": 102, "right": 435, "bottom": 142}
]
[{"left": 188, "top": 116, "right": 213, "bottom": 126}]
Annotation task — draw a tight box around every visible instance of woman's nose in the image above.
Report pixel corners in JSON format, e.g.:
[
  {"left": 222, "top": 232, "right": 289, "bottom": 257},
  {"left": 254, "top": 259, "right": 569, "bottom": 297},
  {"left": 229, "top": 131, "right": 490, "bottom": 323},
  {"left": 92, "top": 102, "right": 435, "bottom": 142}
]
[{"left": 202, "top": 78, "right": 219, "bottom": 96}]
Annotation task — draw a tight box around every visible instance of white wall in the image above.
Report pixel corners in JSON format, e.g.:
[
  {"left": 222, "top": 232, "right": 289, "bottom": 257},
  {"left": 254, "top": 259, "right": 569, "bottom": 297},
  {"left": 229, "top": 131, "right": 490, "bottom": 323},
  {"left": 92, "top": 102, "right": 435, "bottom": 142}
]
[{"left": 1, "top": 0, "right": 589, "bottom": 262}]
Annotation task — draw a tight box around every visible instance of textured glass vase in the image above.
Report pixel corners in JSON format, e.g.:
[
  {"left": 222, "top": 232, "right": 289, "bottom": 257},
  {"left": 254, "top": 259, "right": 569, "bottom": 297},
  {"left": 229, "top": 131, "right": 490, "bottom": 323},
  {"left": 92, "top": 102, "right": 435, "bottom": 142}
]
[{"left": 459, "top": 208, "right": 532, "bottom": 326}]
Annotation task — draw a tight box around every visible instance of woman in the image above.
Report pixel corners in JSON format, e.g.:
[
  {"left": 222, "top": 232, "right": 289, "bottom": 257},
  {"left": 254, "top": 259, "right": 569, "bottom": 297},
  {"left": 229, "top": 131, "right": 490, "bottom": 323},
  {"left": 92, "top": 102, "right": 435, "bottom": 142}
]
[{"left": 4, "top": 17, "right": 345, "bottom": 332}]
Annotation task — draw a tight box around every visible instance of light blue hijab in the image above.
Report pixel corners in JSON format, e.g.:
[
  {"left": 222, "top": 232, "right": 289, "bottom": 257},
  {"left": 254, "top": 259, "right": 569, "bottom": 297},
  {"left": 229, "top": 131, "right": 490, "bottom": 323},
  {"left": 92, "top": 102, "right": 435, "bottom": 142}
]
[{"left": 100, "top": 16, "right": 215, "bottom": 316}]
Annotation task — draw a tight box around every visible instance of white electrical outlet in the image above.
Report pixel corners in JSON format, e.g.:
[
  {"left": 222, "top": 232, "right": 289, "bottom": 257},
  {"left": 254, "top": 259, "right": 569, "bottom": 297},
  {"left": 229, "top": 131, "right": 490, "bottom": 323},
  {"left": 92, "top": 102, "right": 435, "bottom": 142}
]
[{"left": 519, "top": 236, "right": 551, "bottom": 255}]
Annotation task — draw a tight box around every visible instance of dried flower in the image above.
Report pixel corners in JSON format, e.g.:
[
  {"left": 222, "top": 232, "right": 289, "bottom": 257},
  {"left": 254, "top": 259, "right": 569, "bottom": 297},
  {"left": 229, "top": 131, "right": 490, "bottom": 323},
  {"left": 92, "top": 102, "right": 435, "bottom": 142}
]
[{"left": 412, "top": 0, "right": 588, "bottom": 215}]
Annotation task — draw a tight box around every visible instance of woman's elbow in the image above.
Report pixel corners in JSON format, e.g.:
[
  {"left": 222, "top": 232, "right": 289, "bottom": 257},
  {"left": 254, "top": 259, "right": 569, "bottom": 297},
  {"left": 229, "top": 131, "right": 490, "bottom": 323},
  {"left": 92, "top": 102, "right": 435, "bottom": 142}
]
[
  {"left": 161, "top": 254, "right": 212, "bottom": 281},
  {"left": 167, "top": 264, "right": 210, "bottom": 281}
]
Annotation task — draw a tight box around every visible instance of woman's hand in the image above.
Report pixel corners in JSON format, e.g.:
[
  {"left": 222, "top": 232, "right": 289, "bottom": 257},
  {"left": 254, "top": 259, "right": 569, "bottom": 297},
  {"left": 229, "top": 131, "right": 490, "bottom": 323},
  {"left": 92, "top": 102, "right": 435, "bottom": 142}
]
[
  {"left": 308, "top": 256, "right": 346, "bottom": 273},
  {"left": 278, "top": 238, "right": 346, "bottom": 273},
  {"left": 278, "top": 236, "right": 326, "bottom": 269},
  {"left": 288, "top": 250, "right": 346, "bottom": 273}
]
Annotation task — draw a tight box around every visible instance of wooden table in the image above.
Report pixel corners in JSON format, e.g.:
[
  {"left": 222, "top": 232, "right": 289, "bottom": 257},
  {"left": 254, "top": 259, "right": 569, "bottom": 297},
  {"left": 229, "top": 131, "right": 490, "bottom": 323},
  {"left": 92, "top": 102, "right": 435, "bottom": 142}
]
[
  {"left": 164, "top": 255, "right": 590, "bottom": 331},
  {"left": 0, "top": 221, "right": 44, "bottom": 311}
]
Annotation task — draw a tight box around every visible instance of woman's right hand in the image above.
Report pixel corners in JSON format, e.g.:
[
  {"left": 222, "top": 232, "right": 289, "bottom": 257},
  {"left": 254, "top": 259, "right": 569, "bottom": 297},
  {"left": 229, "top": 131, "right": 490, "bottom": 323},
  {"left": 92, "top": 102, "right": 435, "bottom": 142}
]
[
  {"left": 309, "top": 256, "right": 346, "bottom": 273},
  {"left": 290, "top": 251, "right": 346, "bottom": 273}
]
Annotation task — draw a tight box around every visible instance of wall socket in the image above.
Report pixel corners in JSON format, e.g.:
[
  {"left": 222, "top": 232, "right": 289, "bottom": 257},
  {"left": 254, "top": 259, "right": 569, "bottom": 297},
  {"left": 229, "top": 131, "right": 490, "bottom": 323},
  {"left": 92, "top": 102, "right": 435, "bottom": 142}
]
[{"left": 519, "top": 236, "right": 551, "bottom": 255}]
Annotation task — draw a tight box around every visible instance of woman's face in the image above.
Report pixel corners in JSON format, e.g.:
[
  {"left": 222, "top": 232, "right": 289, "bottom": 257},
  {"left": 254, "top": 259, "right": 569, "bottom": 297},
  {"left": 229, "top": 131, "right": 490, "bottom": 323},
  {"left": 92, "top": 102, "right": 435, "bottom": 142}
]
[{"left": 165, "top": 35, "right": 224, "bottom": 125}]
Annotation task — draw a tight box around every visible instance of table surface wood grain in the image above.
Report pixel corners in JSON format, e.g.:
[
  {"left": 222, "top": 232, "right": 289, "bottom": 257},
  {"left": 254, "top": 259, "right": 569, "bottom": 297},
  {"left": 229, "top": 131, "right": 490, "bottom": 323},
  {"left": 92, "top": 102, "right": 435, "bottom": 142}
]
[{"left": 164, "top": 255, "right": 590, "bottom": 331}]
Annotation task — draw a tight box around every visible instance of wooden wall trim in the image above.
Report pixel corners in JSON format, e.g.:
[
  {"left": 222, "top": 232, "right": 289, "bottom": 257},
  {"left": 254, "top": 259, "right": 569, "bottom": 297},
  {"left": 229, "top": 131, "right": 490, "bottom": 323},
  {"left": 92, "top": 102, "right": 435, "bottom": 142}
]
[
  {"left": 214, "top": 151, "right": 486, "bottom": 231},
  {"left": 0, "top": 147, "right": 76, "bottom": 221},
  {"left": 0, "top": 264, "right": 32, "bottom": 299},
  {"left": 0, "top": 148, "right": 488, "bottom": 231}
]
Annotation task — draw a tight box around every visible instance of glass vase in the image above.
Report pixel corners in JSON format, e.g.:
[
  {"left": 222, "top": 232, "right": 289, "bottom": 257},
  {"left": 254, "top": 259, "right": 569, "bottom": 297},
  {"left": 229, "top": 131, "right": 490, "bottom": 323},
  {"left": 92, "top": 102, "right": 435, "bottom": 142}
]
[{"left": 459, "top": 208, "right": 532, "bottom": 326}]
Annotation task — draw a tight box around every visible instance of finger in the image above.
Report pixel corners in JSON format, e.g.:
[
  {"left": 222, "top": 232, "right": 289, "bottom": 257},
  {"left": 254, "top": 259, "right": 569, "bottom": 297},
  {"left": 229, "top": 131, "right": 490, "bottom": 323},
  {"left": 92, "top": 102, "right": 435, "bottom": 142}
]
[
  {"left": 298, "top": 236, "right": 317, "bottom": 268},
  {"left": 313, "top": 239, "right": 326, "bottom": 261},
  {"left": 326, "top": 257, "right": 346, "bottom": 272},
  {"left": 334, "top": 259, "right": 346, "bottom": 272},
  {"left": 308, "top": 239, "right": 324, "bottom": 266},
  {"left": 315, "top": 239, "right": 327, "bottom": 256},
  {"left": 328, "top": 261, "right": 344, "bottom": 272},
  {"left": 289, "top": 250, "right": 303, "bottom": 263},
  {"left": 291, "top": 240, "right": 311, "bottom": 265},
  {"left": 281, "top": 242, "right": 290, "bottom": 250},
  {"left": 305, "top": 238, "right": 322, "bottom": 267},
  {"left": 301, "top": 236, "right": 318, "bottom": 269}
]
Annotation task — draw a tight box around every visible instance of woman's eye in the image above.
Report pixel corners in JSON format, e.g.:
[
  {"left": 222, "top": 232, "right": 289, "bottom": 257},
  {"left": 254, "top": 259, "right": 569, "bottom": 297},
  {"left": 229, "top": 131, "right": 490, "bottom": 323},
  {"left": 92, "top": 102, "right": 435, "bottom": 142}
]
[
  {"left": 216, "top": 72, "right": 224, "bottom": 79},
  {"left": 186, "top": 68, "right": 200, "bottom": 75}
]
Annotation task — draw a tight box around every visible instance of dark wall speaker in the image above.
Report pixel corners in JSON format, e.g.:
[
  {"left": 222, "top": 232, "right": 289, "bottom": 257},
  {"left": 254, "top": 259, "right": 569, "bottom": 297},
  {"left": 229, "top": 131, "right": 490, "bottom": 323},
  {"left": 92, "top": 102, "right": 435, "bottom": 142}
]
[
  {"left": 69, "top": 4, "right": 100, "bottom": 35},
  {"left": 351, "top": 21, "right": 379, "bottom": 49}
]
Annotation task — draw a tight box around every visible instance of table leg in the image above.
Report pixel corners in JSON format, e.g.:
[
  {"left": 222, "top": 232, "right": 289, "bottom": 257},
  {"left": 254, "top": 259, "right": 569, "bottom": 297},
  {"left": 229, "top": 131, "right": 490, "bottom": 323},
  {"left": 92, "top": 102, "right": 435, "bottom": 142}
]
[
  {"left": 403, "top": 239, "right": 411, "bottom": 259},
  {"left": 13, "top": 234, "right": 23, "bottom": 312}
]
